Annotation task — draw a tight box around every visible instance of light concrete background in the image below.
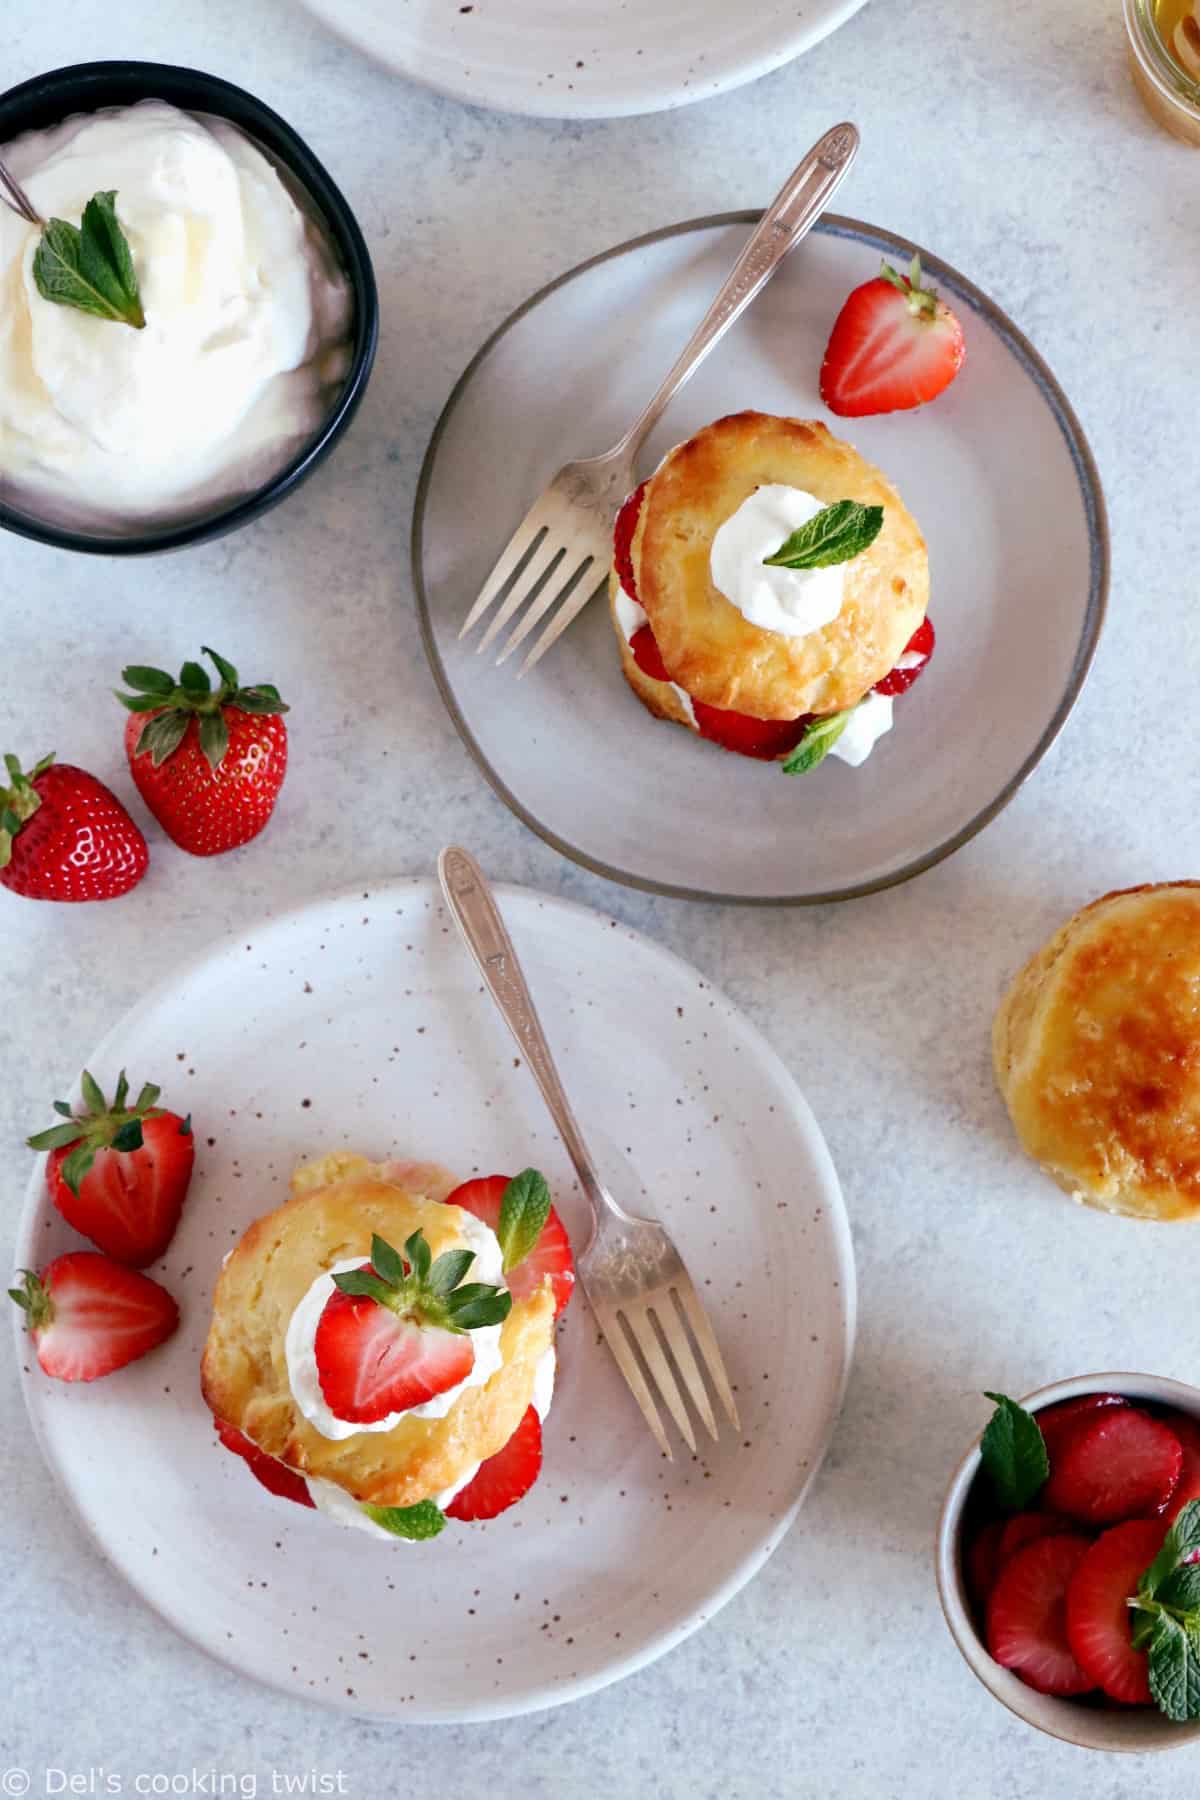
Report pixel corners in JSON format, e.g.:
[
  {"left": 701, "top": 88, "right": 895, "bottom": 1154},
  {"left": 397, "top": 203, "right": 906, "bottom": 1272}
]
[{"left": 1, "top": 0, "right": 1196, "bottom": 1794}]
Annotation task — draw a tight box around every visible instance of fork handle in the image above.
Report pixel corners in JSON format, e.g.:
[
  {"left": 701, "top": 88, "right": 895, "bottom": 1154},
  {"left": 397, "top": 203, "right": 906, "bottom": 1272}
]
[
  {"left": 437, "top": 847, "right": 611, "bottom": 1225},
  {"left": 617, "top": 122, "right": 859, "bottom": 464}
]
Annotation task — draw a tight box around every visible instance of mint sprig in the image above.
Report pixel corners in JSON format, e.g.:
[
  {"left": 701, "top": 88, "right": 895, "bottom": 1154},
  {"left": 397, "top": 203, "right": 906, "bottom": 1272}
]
[
  {"left": 1132, "top": 1499, "right": 1200, "bottom": 1720},
  {"left": 979, "top": 1392, "right": 1050, "bottom": 1512},
  {"left": 33, "top": 191, "right": 145, "bottom": 329},
  {"left": 781, "top": 708, "right": 856, "bottom": 776},
  {"left": 763, "top": 500, "right": 884, "bottom": 571},
  {"left": 361, "top": 1500, "right": 446, "bottom": 1541},
  {"left": 332, "top": 1230, "right": 512, "bottom": 1334},
  {"left": 497, "top": 1169, "right": 552, "bottom": 1273}
]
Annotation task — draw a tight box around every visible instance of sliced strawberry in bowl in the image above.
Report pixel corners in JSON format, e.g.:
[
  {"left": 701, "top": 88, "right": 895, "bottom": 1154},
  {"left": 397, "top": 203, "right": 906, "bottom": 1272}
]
[
  {"left": 28, "top": 1069, "right": 195, "bottom": 1267},
  {"left": 214, "top": 1416, "right": 314, "bottom": 1508},
  {"left": 986, "top": 1533, "right": 1096, "bottom": 1696},
  {"left": 446, "top": 1404, "right": 543, "bottom": 1522},
  {"left": 1043, "top": 1406, "right": 1183, "bottom": 1525},
  {"left": 966, "top": 1518, "right": 1006, "bottom": 1612},
  {"left": 1035, "top": 1392, "right": 1129, "bottom": 1466},
  {"left": 9, "top": 1252, "right": 178, "bottom": 1382},
  {"left": 997, "top": 1510, "right": 1075, "bottom": 1564},
  {"left": 1066, "top": 1518, "right": 1168, "bottom": 1705},
  {"left": 820, "top": 253, "right": 965, "bottom": 418},
  {"left": 445, "top": 1171, "right": 575, "bottom": 1316},
  {"left": 1157, "top": 1411, "right": 1200, "bottom": 1524}
]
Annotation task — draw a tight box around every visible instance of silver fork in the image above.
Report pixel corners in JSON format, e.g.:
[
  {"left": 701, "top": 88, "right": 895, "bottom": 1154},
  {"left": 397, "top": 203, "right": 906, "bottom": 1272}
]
[
  {"left": 438, "top": 845, "right": 740, "bottom": 1459},
  {"left": 458, "top": 121, "right": 859, "bottom": 675}
]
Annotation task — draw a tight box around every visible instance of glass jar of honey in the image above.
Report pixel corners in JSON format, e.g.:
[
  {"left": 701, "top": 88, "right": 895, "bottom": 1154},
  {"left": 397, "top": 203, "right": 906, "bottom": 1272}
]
[{"left": 1125, "top": 0, "right": 1200, "bottom": 142}]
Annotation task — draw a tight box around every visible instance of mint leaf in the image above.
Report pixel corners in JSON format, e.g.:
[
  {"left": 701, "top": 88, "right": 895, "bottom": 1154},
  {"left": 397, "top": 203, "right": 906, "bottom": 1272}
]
[
  {"left": 979, "top": 1392, "right": 1049, "bottom": 1511},
  {"left": 361, "top": 1500, "right": 446, "bottom": 1541},
  {"left": 1159, "top": 1565, "right": 1200, "bottom": 1613},
  {"left": 781, "top": 709, "right": 855, "bottom": 776},
  {"left": 497, "top": 1169, "right": 552, "bottom": 1273},
  {"left": 1141, "top": 1500, "right": 1200, "bottom": 1599},
  {"left": 763, "top": 500, "right": 884, "bottom": 571},
  {"left": 1148, "top": 1613, "right": 1200, "bottom": 1723},
  {"left": 33, "top": 190, "right": 145, "bottom": 328}
]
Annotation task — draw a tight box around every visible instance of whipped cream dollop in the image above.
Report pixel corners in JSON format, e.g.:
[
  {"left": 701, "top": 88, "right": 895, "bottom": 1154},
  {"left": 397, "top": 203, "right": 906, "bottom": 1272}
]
[
  {"left": 710, "top": 485, "right": 847, "bottom": 638},
  {"left": 284, "top": 1210, "right": 506, "bottom": 1441},
  {"left": 0, "top": 100, "right": 352, "bottom": 527},
  {"left": 306, "top": 1344, "right": 559, "bottom": 1538},
  {"left": 831, "top": 692, "right": 894, "bottom": 768}
]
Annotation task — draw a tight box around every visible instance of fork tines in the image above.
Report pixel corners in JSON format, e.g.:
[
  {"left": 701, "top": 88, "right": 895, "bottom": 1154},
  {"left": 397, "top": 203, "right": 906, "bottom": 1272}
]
[
  {"left": 458, "top": 480, "right": 611, "bottom": 674},
  {"left": 590, "top": 1278, "right": 740, "bottom": 1460}
]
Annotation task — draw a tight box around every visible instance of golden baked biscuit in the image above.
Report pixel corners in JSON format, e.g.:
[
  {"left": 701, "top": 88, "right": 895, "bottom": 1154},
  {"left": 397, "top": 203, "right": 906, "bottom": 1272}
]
[
  {"left": 630, "top": 411, "right": 928, "bottom": 719},
  {"left": 201, "top": 1155, "right": 554, "bottom": 1503},
  {"left": 993, "top": 884, "right": 1200, "bottom": 1220}
]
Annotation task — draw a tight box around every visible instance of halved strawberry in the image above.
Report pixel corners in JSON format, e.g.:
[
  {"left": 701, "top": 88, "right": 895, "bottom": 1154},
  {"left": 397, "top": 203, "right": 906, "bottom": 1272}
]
[
  {"left": 9, "top": 1252, "right": 178, "bottom": 1382},
  {"left": 445, "top": 1404, "right": 543, "bottom": 1522},
  {"left": 215, "top": 1416, "right": 314, "bottom": 1508},
  {"left": 445, "top": 1174, "right": 575, "bottom": 1316},
  {"left": 29, "top": 1070, "right": 194, "bottom": 1267},
  {"left": 820, "top": 254, "right": 965, "bottom": 418},
  {"left": 313, "top": 1229, "right": 510, "bottom": 1424},
  {"left": 1066, "top": 1518, "right": 1167, "bottom": 1705},
  {"left": 986, "top": 1533, "right": 1095, "bottom": 1696},
  {"left": 630, "top": 624, "right": 671, "bottom": 684},
  {"left": 874, "top": 617, "right": 936, "bottom": 698},
  {"left": 1043, "top": 1406, "right": 1182, "bottom": 1525},
  {"left": 613, "top": 482, "right": 648, "bottom": 599},
  {"left": 1035, "top": 1392, "right": 1129, "bottom": 1466},
  {"left": 997, "top": 1510, "right": 1074, "bottom": 1564},
  {"left": 1157, "top": 1411, "right": 1200, "bottom": 1523},
  {"left": 690, "top": 699, "right": 814, "bottom": 762}
]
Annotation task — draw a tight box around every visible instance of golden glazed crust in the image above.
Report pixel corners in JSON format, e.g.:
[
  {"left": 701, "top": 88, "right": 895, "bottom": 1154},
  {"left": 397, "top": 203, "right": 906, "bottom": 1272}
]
[
  {"left": 200, "top": 1154, "right": 554, "bottom": 1504},
  {"left": 630, "top": 412, "right": 928, "bottom": 719},
  {"left": 993, "top": 884, "right": 1200, "bottom": 1220}
]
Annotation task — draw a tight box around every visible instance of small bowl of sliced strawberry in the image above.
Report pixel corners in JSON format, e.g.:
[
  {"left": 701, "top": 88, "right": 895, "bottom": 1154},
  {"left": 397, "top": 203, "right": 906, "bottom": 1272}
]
[{"left": 937, "top": 1375, "right": 1200, "bottom": 1751}]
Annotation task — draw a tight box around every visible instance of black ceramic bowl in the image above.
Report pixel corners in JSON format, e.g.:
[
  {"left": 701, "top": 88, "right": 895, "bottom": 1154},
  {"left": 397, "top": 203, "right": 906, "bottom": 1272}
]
[{"left": 0, "top": 61, "right": 378, "bottom": 555}]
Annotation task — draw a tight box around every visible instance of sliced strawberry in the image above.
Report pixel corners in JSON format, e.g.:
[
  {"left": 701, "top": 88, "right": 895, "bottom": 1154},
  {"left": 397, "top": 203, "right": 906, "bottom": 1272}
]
[
  {"left": 214, "top": 1416, "right": 314, "bottom": 1508},
  {"left": 691, "top": 699, "right": 814, "bottom": 762},
  {"left": 820, "top": 254, "right": 966, "bottom": 418},
  {"left": 1035, "top": 1392, "right": 1129, "bottom": 1466},
  {"left": 986, "top": 1533, "right": 1095, "bottom": 1696},
  {"left": 445, "top": 1404, "right": 543, "bottom": 1522},
  {"left": 966, "top": 1518, "right": 1006, "bottom": 1611},
  {"left": 1043, "top": 1407, "right": 1182, "bottom": 1525},
  {"left": 315, "top": 1283, "right": 475, "bottom": 1422},
  {"left": 874, "top": 616, "right": 936, "bottom": 697},
  {"left": 1157, "top": 1411, "right": 1200, "bottom": 1523},
  {"left": 1066, "top": 1518, "right": 1167, "bottom": 1705},
  {"left": 9, "top": 1252, "right": 178, "bottom": 1382},
  {"left": 629, "top": 621, "right": 812, "bottom": 762},
  {"left": 630, "top": 624, "right": 671, "bottom": 684},
  {"left": 613, "top": 482, "right": 648, "bottom": 599},
  {"left": 445, "top": 1176, "right": 575, "bottom": 1315},
  {"left": 29, "top": 1070, "right": 194, "bottom": 1268},
  {"left": 997, "top": 1511, "right": 1074, "bottom": 1564}
]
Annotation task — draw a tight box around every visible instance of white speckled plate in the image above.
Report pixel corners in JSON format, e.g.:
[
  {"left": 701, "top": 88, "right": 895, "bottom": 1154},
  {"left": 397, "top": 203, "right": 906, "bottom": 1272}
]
[
  {"left": 13, "top": 878, "right": 854, "bottom": 1722},
  {"left": 415, "top": 214, "right": 1107, "bottom": 903},
  {"left": 292, "top": 0, "right": 871, "bottom": 119}
]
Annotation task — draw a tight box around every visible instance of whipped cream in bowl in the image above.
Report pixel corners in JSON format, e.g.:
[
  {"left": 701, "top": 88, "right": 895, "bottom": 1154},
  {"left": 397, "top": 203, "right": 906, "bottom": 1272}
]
[{"left": 0, "top": 68, "right": 376, "bottom": 552}]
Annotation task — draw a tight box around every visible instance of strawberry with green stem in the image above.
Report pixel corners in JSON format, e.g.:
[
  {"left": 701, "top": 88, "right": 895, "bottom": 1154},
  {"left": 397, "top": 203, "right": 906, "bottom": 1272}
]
[
  {"left": 0, "top": 752, "right": 147, "bottom": 902},
  {"left": 10, "top": 1252, "right": 178, "bottom": 1382},
  {"left": 117, "top": 646, "right": 288, "bottom": 857},
  {"left": 820, "top": 252, "right": 966, "bottom": 418},
  {"left": 314, "top": 1228, "right": 513, "bottom": 1423},
  {"left": 28, "top": 1069, "right": 194, "bottom": 1267}
]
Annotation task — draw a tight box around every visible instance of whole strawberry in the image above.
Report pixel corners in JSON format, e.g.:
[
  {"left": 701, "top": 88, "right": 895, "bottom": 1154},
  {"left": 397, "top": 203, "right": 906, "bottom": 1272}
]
[
  {"left": 117, "top": 646, "right": 288, "bottom": 857},
  {"left": 0, "top": 752, "right": 147, "bottom": 902},
  {"left": 28, "top": 1069, "right": 194, "bottom": 1267}
]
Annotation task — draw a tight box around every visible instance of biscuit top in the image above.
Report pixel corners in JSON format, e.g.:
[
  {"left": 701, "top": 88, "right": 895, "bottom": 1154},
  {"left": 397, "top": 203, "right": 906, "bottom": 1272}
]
[
  {"left": 633, "top": 412, "right": 928, "bottom": 719},
  {"left": 201, "top": 1155, "right": 554, "bottom": 1504},
  {"left": 996, "top": 883, "right": 1200, "bottom": 1220}
]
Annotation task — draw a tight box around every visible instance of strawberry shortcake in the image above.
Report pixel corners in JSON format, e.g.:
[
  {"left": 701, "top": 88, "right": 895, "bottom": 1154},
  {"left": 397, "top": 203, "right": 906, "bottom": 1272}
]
[
  {"left": 611, "top": 411, "right": 933, "bottom": 772},
  {"left": 201, "top": 1153, "right": 574, "bottom": 1540}
]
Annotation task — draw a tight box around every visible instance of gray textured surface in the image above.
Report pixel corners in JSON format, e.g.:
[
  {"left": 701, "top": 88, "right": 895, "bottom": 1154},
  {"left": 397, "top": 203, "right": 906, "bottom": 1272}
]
[{"left": 1, "top": 0, "right": 1197, "bottom": 1793}]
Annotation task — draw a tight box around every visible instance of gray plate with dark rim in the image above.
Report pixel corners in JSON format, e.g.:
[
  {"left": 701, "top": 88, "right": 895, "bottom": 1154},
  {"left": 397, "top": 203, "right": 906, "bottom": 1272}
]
[{"left": 413, "top": 212, "right": 1107, "bottom": 906}]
